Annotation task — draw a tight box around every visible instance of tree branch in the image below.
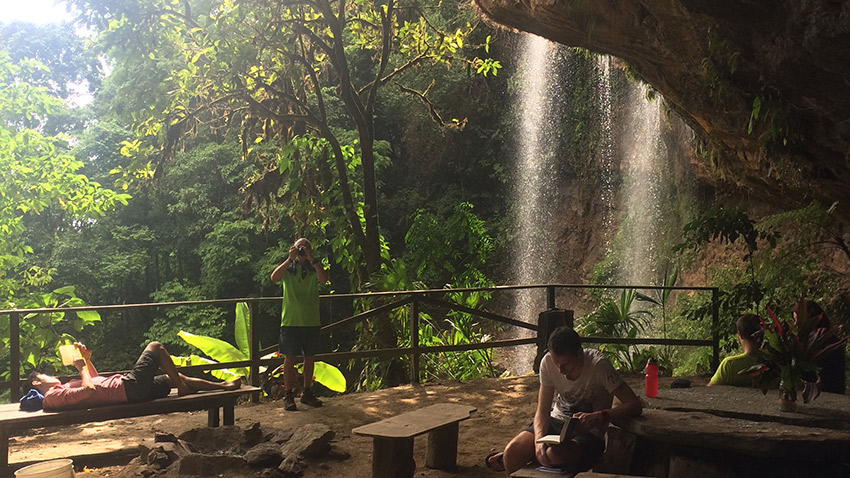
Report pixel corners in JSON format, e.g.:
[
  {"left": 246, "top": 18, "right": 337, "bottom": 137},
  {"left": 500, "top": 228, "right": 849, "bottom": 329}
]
[{"left": 395, "top": 82, "right": 467, "bottom": 130}]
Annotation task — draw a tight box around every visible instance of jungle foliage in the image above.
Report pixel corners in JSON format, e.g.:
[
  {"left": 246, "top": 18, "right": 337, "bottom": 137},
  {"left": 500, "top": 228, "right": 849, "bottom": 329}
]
[
  {"left": 582, "top": 202, "right": 847, "bottom": 379},
  {"left": 3, "top": 2, "right": 846, "bottom": 395},
  {"left": 0, "top": 46, "right": 128, "bottom": 379},
  {"left": 1, "top": 0, "right": 511, "bottom": 388}
]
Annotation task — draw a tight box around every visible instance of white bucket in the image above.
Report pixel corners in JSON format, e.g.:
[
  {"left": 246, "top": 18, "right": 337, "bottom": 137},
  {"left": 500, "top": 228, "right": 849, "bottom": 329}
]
[{"left": 14, "top": 459, "right": 75, "bottom": 478}]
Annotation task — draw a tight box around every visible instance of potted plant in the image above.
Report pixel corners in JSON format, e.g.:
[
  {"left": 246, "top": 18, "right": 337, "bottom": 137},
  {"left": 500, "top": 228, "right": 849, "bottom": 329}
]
[{"left": 742, "top": 298, "right": 847, "bottom": 412}]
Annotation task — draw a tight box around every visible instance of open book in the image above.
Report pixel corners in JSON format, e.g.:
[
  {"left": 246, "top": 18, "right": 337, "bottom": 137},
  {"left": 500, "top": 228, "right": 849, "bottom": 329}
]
[{"left": 535, "top": 416, "right": 578, "bottom": 445}]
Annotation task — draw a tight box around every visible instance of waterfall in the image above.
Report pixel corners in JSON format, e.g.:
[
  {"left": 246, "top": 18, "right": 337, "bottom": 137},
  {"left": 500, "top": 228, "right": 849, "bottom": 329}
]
[
  {"left": 508, "top": 34, "right": 565, "bottom": 374},
  {"left": 620, "top": 85, "right": 665, "bottom": 286},
  {"left": 594, "top": 56, "right": 616, "bottom": 246},
  {"left": 507, "top": 40, "right": 687, "bottom": 375}
]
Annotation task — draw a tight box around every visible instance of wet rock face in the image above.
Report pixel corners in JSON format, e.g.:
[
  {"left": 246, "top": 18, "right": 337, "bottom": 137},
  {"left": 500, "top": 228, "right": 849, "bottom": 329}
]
[{"left": 472, "top": 0, "right": 850, "bottom": 210}]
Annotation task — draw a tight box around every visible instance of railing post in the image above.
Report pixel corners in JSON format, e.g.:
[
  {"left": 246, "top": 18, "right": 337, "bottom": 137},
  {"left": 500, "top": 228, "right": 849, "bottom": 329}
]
[
  {"left": 10, "top": 312, "right": 20, "bottom": 402},
  {"left": 711, "top": 288, "right": 720, "bottom": 370},
  {"left": 534, "top": 309, "right": 548, "bottom": 374},
  {"left": 249, "top": 301, "right": 260, "bottom": 403},
  {"left": 534, "top": 308, "right": 574, "bottom": 373},
  {"left": 410, "top": 298, "right": 420, "bottom": 384},
  {"left": 546, "top": 286, "right": 556, "bottom": 309}
]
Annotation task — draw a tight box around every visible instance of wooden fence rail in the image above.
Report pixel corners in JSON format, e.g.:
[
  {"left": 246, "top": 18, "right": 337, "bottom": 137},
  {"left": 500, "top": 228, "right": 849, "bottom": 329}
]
[{"left": 1, "top": 284, "right": 719, "bottom": 402}]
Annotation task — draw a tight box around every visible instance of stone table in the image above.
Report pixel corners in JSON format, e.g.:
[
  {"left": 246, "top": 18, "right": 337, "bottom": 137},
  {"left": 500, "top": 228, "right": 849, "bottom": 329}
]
[{"left": 596, "top": 382, "right": 850, "bottom": 478}]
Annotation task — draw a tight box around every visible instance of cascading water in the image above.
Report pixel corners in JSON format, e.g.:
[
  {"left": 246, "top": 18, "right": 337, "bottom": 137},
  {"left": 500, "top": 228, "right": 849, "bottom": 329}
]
[
  {"left": 619, "top": 85, "right": 665, "bottom": 286},
  {"left": 594, "top": 56, "right": 617, "bottom": 244},
  {"left": 508, "top": 34, "right": 565, "bottom": 374},
  {"left": 507, "top": 41, "right": 691, "bottom": 375}
]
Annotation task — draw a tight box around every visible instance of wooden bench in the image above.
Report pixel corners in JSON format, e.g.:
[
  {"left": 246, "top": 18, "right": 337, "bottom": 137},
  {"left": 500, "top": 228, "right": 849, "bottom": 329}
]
[
  {"left": 0, "top": 386, "right": 259, "bottom": 468},
  {"left": 352, "top": 402, "right": 476, "bottom": 478},
  {"left": 512, "top": 469, "right": 649, "bottom": 478}
]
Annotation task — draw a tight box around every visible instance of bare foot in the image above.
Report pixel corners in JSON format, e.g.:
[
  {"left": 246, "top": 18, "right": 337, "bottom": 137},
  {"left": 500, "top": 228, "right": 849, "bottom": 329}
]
[
  {"left": 223, "top": 379, "right": 242, "bottom": 391},
  {"left": 485, "top": 451, "right": 506, "bottom": 472}
]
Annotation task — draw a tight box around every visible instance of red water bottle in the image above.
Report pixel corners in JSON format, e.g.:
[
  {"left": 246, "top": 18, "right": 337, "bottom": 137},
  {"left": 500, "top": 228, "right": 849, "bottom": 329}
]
[{"left": 644, "top": 358, "right": 658, "bottom": 398}]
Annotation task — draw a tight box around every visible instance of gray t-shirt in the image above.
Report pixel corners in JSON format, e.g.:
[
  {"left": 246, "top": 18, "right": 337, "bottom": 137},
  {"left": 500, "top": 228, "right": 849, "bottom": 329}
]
[{"left": 539, "top": 348, "right": 623, "bottom": 436}]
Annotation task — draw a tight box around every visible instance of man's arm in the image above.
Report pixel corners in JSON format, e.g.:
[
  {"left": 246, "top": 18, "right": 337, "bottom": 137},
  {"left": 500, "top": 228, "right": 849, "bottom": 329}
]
[
  {"left": 533, "top": 384, "right": 556, "bottom": 467},
  {"left": 607, "top": 381, "right": 642, "bottom": 424},
  {"left": 313, "top": 261, "right": 328, "bottom": 284},
  {"left": 271, "top": 247, "right": 298, "bottom": 282},
  {"left": 73, "top": 343, "right": 97, "bottom": 390},
  {"left": 304, "top": 249, "right": 328, "bottom": 284}
]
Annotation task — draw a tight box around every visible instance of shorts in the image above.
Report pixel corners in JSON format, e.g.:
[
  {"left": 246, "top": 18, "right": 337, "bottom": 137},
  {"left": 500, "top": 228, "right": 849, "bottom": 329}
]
[
  {"left": 279, "top": 326, "right": 322, "bottom": 356},
  {"left": 121, "top": 350, "right": 172, "bottom": 402},
  {"left": 524, "top": 417, "right": 606, "bottom": 472}
]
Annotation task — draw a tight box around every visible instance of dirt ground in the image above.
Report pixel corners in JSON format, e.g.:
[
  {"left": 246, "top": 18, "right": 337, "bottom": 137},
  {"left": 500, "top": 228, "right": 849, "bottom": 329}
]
[
  {"left": 9, "top": 374, "right": 543, "bottom": 478},
  {"left": 10, "top": 374, "right": 696, "bottom": 478}
]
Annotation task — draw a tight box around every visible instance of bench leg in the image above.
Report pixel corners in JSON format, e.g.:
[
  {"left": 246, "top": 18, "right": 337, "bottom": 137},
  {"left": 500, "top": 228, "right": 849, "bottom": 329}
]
[
  {"left": 223, "top": 400, "right": 235, "bottom": 425},
  {"left": 208, "top": 406, "right": 220, "bottom": 427},
  {"left": 372, "top": 437, "right": 415, "bottom": 478},
  {"left": 425, "top": 422, "right": 459, "bottom": 470},
  {"left": 0, "top": 426, "right": 8, "bottom": 469}
]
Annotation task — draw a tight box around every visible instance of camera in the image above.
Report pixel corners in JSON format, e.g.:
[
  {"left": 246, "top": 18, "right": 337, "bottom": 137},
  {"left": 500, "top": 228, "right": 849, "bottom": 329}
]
[{"left": 297, "top": 247, "right": 305, "bottom": 256}]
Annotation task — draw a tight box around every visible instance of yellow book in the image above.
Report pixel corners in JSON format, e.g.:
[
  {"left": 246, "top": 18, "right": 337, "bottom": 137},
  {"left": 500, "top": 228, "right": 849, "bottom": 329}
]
[{"left": 59, "top": 344, "right": 82, "bottom": 366}]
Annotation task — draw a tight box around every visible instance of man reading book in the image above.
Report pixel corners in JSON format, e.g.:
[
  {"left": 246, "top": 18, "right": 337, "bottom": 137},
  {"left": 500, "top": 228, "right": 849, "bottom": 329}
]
[
  {"left": 31, "top": 341, "right": 241, "bottom": 410},
  {"left": 485, "top": 326, "right": 642, "bottom": 474}
]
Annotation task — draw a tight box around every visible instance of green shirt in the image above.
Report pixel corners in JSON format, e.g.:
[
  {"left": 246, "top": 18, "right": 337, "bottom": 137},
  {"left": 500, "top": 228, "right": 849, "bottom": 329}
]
[
  {"left": 709, "top": 352, "right": 761, "bottom": 386},
  {"left": 280, "top": 264, "right": 321, "bottom": 327}
]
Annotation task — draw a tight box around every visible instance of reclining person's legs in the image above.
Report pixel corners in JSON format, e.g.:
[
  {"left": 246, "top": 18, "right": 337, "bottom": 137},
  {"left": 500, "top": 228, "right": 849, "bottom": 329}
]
[
  {"left": 147, "top": 342, "right": 242, "bottom": 394},
  {"left": 122, "top": 341, "right": 189, "bottom": 401},
  {"left": 180, "top": 373, "right": 242, "bottom": 391},
  {"left": 144, "top": 341, "right": 194, "bottom": 396}
]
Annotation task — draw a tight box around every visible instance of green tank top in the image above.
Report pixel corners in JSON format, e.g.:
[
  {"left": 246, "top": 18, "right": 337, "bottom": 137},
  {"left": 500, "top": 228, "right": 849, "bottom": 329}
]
[{"left": 280, "top": 264, "right": 321, "bottom": 327}]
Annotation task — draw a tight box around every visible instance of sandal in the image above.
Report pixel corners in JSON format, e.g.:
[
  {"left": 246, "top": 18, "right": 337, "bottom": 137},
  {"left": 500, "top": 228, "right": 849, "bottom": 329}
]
[{"left": 485, "top": 451, "right": 506, "bottom": 472}]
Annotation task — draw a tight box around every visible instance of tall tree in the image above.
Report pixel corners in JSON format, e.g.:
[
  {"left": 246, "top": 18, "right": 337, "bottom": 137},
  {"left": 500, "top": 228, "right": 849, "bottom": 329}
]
[
  {"left": 71, "top": 0, "right": 498, "bottom": 284},
  {"left": 0, "top": 50, "right": 130, "bottom": 304},
  {"left": 0, "top": 49, "right": 132, "bottom": 376}
]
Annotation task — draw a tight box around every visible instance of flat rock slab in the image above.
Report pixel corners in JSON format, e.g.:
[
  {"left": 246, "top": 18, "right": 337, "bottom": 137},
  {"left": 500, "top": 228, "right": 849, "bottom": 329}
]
[
  {"left": 645, "top": 383, "right": 850, "bottom": 427},
  {"left": 621, "top": 384, "right": 850, "bottom": 459}
]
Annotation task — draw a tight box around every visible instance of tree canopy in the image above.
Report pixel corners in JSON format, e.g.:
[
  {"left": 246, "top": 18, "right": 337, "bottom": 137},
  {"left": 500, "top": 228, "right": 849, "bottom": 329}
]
[{"left": 71, "top": 0, "right": 499, "bottom": 284}]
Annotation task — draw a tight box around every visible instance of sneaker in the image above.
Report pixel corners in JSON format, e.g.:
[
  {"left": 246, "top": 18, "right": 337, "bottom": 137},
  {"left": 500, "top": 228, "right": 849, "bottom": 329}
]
[
  {"left": 283, "top": 390, "right": 297, "bottom": 411},
  {"left": 300, "top": 387, "right": 323, "bottom": 407}
]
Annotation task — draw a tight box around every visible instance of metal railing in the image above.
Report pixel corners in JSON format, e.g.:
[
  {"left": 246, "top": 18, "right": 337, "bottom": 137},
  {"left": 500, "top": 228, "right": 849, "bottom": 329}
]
[{"left": 1, "top": 284, "right": 719, "bottom": 402}]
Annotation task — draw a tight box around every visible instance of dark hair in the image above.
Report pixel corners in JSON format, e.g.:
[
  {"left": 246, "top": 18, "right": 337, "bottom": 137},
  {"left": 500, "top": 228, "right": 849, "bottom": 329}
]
[
  {"left": 737, "top": 314, "right": 762, "bottom": 344},
  {"left": 547, "top": 326, "right": 582, "bottom": 356},
  {"left": 794, "top": 299, "right": 829, "bottom": 328}
]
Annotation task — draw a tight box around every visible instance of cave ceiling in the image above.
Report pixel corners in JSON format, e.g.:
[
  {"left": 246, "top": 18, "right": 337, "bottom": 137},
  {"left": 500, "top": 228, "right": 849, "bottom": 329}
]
[{"left": 473, "top": 0, "right": 850, "bottom": 213}]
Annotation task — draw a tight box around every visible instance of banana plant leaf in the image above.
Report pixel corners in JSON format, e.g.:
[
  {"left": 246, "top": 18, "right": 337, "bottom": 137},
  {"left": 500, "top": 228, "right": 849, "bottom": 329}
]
[
  {"left": 170, "top": 354, "right": 244, "bottom": 382},
  {"left": 235, "top": 302, "right": 250, "bottom": 356},
  {"left": 177, "top": 330, "right": 250, "bottom": 378},
  {"left": 290, "top": 361, "right": 347, "bottom": 393}
]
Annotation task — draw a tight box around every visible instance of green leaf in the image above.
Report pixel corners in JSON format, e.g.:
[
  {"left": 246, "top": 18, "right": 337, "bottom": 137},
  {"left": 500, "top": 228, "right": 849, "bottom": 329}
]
[
  {"left": 235, "top": 302, "right": 250, "bottom": 356},
  {"left": 171, "top": 354, "right": 244, "bottom": 381},
  {"left": 296, "top": 361, "right": 346, "bottom": 392},
  {"left": 177, "top": 330, "right": 249, "bottom": 377},
  {"left": 52, "top": 285, "right": 76, "bottom": 295},
  {"left": 75, "top": 310, "right": 102, "bottom": 324}
]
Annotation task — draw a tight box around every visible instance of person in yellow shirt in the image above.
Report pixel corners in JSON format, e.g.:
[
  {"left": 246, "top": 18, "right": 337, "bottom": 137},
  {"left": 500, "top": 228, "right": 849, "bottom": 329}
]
[{"left": 708, "top": 314, "right": 763, "bottom": 387}]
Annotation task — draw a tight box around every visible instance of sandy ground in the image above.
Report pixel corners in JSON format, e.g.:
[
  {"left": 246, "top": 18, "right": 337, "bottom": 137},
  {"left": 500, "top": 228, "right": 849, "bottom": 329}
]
[
  {"left": 9, "top": 374, "right": 545, "bottom": 478},
  {"left": 10, "top": 373, "right": 702, "bottom": 478}
]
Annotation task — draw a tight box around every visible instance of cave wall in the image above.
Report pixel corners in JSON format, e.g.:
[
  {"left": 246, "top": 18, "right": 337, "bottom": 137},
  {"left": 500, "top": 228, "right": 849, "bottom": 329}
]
[{"left": 472, "top": 0, "right": 850, "bottom": 217}]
